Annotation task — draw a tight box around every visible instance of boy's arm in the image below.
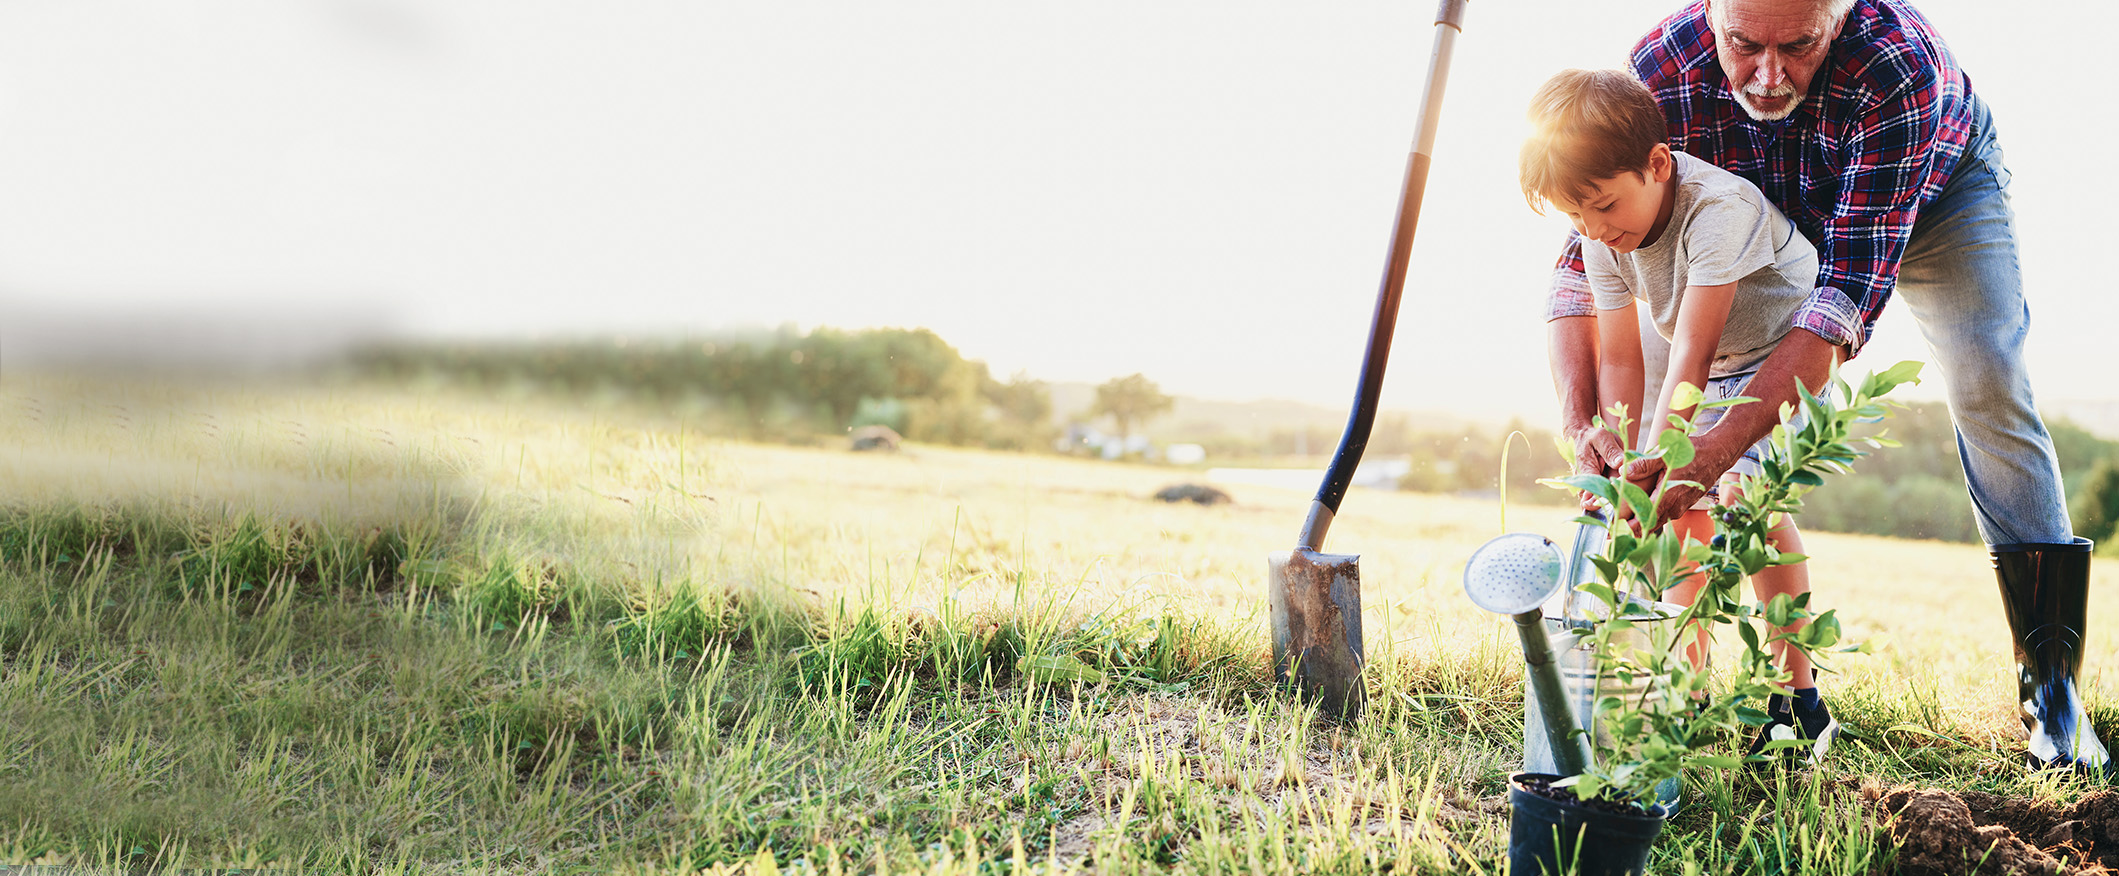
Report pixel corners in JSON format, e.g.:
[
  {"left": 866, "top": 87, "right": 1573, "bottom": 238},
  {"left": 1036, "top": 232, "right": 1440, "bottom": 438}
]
[
  {"left": 1549, "top": 316, "right": 1624, "bottom": 493},
  {"left": 1594, "top": 300, "right": 1646, "bottom": 455},
  {"left": 1645, "top": 281, "right": 1735, "bottom": 452}
]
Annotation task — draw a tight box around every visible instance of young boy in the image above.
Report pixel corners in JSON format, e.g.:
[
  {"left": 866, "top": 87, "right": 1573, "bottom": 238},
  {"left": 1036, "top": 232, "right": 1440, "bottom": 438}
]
[{"left": 1519, "top": 68, "right": 1839, "bottom": 761}]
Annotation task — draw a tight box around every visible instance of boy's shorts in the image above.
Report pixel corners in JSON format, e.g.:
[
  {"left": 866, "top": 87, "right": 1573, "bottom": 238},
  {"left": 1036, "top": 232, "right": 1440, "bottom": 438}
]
[{"left": 1687, "top": 370, "right": 1806, "bottom": 509}]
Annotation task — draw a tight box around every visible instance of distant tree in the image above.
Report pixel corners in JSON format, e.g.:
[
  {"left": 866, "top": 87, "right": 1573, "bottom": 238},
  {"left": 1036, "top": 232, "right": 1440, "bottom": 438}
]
[
  {"left": 2073, "top": 460, "right": 2119, "bottom": 545},
  {"left": 793, "top": 328, "right": 892, "bottom": 428},
  {"left": 1090, "top": 373, "right": 1174, "bottom": 446},
  {"left": 703, "top": 340, "right": 790, "bottom": 428},
  {"left": 986, "top": 371, "right": 1051, "bottom": 425},
  {"left": 981, "top": 372, "right": 1056, "bottom": 451}
]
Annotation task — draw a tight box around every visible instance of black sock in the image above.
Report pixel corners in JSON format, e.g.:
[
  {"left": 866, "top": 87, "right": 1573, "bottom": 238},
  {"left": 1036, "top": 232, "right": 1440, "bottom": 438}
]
[{"left": 1793, "top": 686, "right": 1822, "bottom": 712}]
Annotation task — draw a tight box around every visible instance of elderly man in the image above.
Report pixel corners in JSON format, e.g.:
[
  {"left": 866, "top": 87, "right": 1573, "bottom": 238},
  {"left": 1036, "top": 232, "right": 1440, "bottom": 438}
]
[{"left": 1545, "top": 0, "right": 2106, "bottom": 771}]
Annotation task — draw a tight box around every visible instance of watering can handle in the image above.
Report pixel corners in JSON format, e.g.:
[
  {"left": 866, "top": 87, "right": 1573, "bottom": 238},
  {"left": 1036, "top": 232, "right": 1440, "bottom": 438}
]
[{"left": 1559, "top": 506, "right": 1609, "bottom": 622}]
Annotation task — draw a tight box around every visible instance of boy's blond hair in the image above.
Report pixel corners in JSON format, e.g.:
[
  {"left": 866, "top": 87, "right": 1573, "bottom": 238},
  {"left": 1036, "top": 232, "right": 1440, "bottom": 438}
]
[{"left": 1519, "top": 69, "right": 1667, "bottom": 212}]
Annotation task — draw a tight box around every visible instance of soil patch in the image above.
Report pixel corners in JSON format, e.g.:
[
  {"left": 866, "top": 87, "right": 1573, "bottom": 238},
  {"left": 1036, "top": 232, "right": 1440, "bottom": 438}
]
[
  {"left": 1871, "top": 785, "right": 2119, "bottom": 875},
  {"left": 1513, "top": 773, "right": 1660, "bottom": 818}
]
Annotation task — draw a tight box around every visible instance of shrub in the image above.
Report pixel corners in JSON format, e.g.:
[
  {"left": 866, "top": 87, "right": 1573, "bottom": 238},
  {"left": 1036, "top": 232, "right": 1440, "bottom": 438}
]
[
  {"left": 1546, "top": 361, "right": 1918, "bottom": 807},
  {"left": 2074, "top": 460, "right": 2119, "bottom": 546}
]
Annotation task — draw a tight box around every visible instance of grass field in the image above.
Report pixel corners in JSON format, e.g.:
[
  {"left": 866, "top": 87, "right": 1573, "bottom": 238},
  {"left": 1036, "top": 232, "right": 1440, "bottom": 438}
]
[{"left": 3, "top": 373, "right": 2114, "bottom": 874}]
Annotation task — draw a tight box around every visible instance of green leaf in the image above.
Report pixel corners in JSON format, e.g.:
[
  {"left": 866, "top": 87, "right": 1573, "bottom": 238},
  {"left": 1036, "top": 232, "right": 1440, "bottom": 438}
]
[
  {"left": 1670, "top": 381, "right": 1705, "bottom": 411},
  {"left": 1874, "top": 360, "right": 1924, "bottom": 391},
  {"left": 1804, "top": 612, "right": 1843, "bottom": 648},
  {"left": 1018, "top": 654, "right": 1106, "bottom": 684},
  {"left": 1551, "top": 474, "right": 1621, "bottom": 507},
  {"left": 1689, "top": 754, "right": 1743, "bottom": 769},
  {"left": 1619, "top": 480, "right": 1654, "bottom": 527},
  {"left": 1771, "top": 552, "right": 1808, "bottom": 566},
  {"left": 1550, "top": 473, "right": 1610, "bottom": 493},
  {"left": 405, "top": 559, "right": 450, "bottom": 578},
  {"left": 1551, "top": 434, "right": 1575, "bottom": 464},
  {"left": 1788, "top": 470, "right": 1824, "bottom": 487},
  {"left": 1626, "top": 537, "right": 1657, "bottom": 568},
  {"left": 1657, "top": 429, "right": 1696, "bottom": 468},
  {"left": 1764, "top": 594, "right": 1794, "bottom": 628}
]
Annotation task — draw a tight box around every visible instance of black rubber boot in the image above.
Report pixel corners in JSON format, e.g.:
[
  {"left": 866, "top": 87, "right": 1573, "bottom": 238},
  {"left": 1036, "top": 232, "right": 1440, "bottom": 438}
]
[{"left": 1994, "top": 538, "right": 2109, "bottom": 772}]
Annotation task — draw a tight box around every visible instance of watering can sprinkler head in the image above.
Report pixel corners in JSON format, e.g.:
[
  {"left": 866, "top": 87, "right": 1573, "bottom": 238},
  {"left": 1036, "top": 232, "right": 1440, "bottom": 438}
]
[{"left": 1464, "top": 532, "right": 1565, "bottom": 617}]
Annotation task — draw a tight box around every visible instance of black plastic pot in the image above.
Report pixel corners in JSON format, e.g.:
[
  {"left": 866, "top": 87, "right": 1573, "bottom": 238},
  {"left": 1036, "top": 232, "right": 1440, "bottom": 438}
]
[{"left": 1508, "top": 773, "right": 1668, "bottom": 876}]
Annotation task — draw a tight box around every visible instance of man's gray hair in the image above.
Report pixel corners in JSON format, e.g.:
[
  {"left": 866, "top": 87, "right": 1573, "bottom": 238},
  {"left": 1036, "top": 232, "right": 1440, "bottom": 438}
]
[{"left": 1710, "top": 0, "right": 1858, "bottom": 30}]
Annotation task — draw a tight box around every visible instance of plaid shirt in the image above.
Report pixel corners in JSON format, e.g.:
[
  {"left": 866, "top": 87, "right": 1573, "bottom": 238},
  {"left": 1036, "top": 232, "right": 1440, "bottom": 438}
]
[{"left": 1545, "top": 0, "right": 1974, "bottom": 356}]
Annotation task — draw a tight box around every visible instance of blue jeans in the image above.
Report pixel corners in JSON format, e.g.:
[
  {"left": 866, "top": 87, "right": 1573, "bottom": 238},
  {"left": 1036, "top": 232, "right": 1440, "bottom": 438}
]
[{"left": 1893, "top": 96, "right": 2073, "bottom": 546}]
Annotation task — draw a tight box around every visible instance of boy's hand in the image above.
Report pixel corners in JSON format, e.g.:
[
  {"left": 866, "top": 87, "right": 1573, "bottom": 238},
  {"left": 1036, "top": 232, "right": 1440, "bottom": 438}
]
[{"left": 1567, "top": 426, "right": 1626, "bottom": 510}]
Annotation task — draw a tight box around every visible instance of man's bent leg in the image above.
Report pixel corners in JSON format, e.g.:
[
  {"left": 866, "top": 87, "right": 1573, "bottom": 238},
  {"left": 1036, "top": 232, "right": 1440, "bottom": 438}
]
[{"left": 1893, "top": 108, "right": 2071, "bottom": 546}]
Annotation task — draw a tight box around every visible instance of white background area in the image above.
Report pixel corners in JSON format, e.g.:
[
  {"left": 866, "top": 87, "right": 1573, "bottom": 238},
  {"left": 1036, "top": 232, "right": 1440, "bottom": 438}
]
[{"left": 0, "top": 1, "right": 2108, "bottom": 425}]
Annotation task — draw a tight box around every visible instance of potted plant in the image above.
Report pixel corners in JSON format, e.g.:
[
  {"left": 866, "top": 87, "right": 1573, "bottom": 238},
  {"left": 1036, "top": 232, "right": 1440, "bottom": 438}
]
[{"left": 1510, "top": 360, "right": 1921, "bottom": 876}]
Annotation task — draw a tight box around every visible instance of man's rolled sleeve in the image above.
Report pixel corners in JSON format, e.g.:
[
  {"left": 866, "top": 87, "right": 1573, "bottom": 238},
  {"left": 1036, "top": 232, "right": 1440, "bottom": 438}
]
[
  {"left": 1544, "top": 232, "right": 1595, "bottom": 322},
  {"left": 1790, "top": 286, "right": 1866, "bottom": 352}
]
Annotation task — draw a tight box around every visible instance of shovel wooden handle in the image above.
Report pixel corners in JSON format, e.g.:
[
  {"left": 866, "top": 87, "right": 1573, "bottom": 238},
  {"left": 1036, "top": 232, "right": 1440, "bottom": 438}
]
[{"left": 1303, "top": 0, "right": 1468, "bottom": 551}]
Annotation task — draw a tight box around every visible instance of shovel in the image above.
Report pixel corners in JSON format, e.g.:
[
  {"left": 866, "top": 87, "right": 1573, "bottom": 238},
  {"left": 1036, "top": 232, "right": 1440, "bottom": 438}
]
[{"left": 1268, "top": 0, "right": 1469, "bottom": 722}]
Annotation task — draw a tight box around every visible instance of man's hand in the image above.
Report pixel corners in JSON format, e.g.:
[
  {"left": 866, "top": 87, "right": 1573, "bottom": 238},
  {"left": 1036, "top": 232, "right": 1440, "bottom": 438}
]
[
  {"left": 1621, "top": 455, "right": 1710, "bottom": 525},
  {"left": 1628, "top": 330, "right": 1841, "bottom": 525},
  {"left": 1566, "top": 424, "right": 1626, "bottom": 510}
]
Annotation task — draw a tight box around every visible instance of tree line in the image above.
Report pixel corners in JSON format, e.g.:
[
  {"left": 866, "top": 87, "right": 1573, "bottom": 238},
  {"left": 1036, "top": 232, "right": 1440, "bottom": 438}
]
[
  {"left": 1789, "top": 401, "right": 2119, "bottom": 545},
  {"left": 349, "top": 326, "right": 1168, "bottom": 454},
  {"left": 350, "top": 329, "right": 2119, "bottom": 545}
]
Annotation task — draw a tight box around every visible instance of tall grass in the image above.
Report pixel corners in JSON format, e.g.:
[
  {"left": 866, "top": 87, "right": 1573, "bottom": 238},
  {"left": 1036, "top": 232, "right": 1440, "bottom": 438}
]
[{"left": 1, "top": 374, "right": 2113, "bottom": 873}]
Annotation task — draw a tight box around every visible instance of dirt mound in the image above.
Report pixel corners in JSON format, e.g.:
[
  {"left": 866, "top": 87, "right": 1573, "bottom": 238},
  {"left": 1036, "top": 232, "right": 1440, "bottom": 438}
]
[{"left": 1873, "top": 786, "right": 2119, "bottom": 875}]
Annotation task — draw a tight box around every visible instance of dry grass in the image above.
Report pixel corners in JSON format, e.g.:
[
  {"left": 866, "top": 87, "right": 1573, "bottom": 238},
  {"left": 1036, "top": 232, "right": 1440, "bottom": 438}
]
[
  {"left": 1, "top": 371, "right": 2113, "bottom": 873},
  {"left": 5, "top": 372, "right": 2109, "bottom": 751}
]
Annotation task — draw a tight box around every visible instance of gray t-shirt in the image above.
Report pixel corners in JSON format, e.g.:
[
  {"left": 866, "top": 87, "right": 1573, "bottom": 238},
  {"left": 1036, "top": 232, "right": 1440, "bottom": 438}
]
[{"left": 1588, "top": 151, "right": 1817, "bottom": 377}]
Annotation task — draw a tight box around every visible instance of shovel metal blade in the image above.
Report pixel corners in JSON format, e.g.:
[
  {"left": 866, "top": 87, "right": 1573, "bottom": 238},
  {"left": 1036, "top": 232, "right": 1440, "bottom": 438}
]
[{"left": 1269, "top": 548, "right": 1365, "bottom": 720}]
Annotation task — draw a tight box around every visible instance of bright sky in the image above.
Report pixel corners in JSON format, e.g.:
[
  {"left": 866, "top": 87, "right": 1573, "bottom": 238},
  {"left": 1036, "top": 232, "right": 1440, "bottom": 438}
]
[{"left": 1, "top": 1, "right": 2111, "bottom": 425}]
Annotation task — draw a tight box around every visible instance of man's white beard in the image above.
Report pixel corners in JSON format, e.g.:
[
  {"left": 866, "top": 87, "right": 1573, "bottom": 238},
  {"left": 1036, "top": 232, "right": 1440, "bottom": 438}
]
[{"left": 1734, "top": 83, "right": 1803, "bottom": 121}]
